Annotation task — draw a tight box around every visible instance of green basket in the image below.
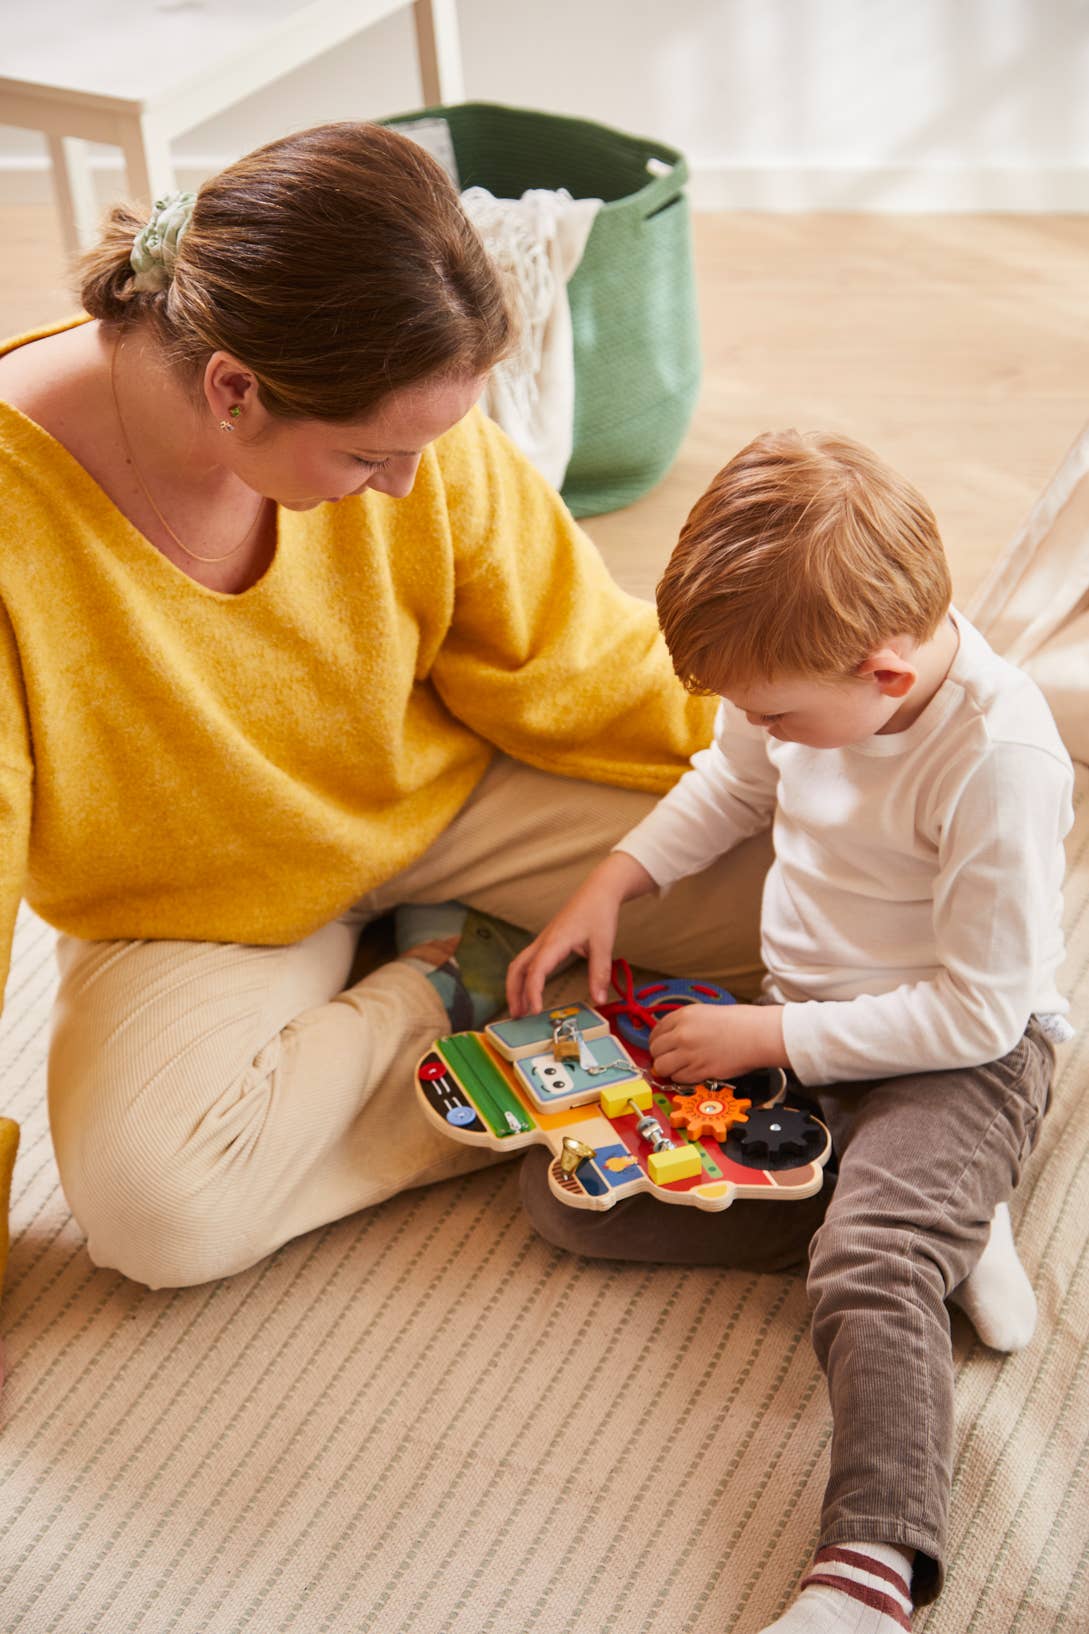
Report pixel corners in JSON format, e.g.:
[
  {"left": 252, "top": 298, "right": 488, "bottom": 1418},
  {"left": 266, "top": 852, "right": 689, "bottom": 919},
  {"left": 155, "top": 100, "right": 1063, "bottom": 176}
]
[{"left": 382, "top": 102, "right": 701, "bottom": 517}]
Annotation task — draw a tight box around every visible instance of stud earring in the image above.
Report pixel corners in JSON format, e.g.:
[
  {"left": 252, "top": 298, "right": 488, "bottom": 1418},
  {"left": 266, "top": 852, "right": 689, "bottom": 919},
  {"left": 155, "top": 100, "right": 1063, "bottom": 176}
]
[{"left": 219, "top": 405, "right": 242, "bottom": 432}]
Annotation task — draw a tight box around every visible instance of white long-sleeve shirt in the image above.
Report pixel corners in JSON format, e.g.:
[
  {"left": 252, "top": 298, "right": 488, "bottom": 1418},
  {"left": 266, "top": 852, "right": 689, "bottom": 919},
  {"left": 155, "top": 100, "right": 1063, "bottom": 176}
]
[{"left": 618, "top": 611, "right": 1075, "bottom": 1085}]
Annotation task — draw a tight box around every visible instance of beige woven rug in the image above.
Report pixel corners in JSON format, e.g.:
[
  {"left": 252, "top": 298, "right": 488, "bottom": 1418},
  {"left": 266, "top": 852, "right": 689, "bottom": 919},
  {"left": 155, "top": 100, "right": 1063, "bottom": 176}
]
[{"left": 1, "top": 769, "right": 1087, "bottom": 1634}]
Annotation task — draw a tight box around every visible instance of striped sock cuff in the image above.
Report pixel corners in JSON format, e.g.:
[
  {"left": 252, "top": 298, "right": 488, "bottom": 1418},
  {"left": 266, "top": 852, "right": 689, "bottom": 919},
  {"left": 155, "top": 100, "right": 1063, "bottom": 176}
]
[{"left": 802, "top": 1545, "right": 913, "bottom": 1629}]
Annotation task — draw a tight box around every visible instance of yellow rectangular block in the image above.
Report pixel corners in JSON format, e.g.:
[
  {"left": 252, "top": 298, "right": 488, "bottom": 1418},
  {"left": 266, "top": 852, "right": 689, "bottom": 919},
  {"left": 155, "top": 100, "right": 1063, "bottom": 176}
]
[
  {"left": 648, "top": 1144, "right": 702, "bottom": 1184},
  {"left": 599, "top": 1080, "right": 653, "bottom": 1119}
]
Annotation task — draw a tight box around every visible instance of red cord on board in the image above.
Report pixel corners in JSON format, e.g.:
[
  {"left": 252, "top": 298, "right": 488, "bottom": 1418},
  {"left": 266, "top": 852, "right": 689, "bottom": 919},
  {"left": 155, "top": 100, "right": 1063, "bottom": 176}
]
[{"left": 598, "top": 957, "right": 688, "bottom": 1034}]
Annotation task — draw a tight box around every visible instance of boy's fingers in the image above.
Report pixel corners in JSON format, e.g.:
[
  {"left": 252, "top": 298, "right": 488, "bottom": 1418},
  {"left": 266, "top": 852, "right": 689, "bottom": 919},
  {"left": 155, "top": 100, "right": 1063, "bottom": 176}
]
[
  {"left": 652, "top": 1049, "right": 683, "bottom": 1081},
  {"left": 514, "top": 943, "right": 550, "bottom": 1016},
  {"left": 651, "top": 1041, "right": 695, "bottom": 1080},
  {"left": 588, "top": 942, "right": 612, "bottom": 1007},
  {"left": 525, "top": 950, "right": 553, "bottom": 1014},
  {"left": 516, "top": 960, "right": 536, "bottom": 1017},
  {"left": 649, "top": 1018, "right": 675, "bottom": 1053},
  {"left": 653, "top": 1011, "right": 693, "bottom": 1051},
  {"left": 505, "top": 944, "right": 533, "bottom": 1015}
]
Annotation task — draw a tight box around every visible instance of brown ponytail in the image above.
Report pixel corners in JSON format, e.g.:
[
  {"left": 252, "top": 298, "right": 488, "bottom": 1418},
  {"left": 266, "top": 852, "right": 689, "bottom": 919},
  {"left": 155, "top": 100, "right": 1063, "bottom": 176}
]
[
  {"left": 76, "top": 122, "right": 514, "bottom": 420},
  {"left": 78, "top": 199, "right": 158, "bottom": 322}
]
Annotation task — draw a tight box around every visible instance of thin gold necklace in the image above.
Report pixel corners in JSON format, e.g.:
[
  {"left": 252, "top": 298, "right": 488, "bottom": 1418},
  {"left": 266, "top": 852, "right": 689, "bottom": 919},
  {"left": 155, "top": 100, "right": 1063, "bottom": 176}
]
[{"left": 110, "top": 338, "right": 264, "bottom": 565}]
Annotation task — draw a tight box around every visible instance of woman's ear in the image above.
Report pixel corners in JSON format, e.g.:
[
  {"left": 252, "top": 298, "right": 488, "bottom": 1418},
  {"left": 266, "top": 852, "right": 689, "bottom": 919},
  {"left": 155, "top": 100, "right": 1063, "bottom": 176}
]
[
  {"left": 856, "top": 647, "right": 917, "bottom": 699},
  {"left": 203, "top": 351, "right": 259, "bottom": 423}
]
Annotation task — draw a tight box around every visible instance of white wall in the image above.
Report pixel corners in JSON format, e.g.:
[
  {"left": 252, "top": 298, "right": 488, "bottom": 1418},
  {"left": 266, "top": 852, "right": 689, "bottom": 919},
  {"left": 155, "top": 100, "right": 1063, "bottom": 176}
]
[{"left": 3, "top": 0, "right": 1089, "bottom": 210}]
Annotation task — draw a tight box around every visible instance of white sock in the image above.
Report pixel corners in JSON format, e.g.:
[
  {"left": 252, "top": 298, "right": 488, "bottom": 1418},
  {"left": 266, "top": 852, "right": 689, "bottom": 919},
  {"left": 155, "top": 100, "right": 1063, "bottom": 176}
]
[
  {"left": 950, "top": 1202, "right": 1037, "bottom": 1352},
  {"left": 760, "top": 1543, "right": 914, "bottom": 1631}
]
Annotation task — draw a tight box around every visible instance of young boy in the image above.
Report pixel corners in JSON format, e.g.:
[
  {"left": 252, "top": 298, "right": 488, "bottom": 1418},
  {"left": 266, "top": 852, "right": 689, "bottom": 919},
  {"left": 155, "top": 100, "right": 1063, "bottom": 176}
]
[{"left": 506, "top": 430, "right": 1074, "bottom": 1632}]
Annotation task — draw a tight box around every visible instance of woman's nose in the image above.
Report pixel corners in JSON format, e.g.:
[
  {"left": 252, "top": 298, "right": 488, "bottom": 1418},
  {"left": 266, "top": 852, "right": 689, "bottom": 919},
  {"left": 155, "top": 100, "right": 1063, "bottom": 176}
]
[{"left": 369, "top": 455, "right": 422, "bottom": 499}]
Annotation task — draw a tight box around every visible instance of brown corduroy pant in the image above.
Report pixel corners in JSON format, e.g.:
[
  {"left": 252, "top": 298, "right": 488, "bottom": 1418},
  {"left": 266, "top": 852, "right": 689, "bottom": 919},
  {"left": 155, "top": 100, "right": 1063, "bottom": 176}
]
[{"left": 520, "top": 1021, "right": 1056, "bottom": 1602}]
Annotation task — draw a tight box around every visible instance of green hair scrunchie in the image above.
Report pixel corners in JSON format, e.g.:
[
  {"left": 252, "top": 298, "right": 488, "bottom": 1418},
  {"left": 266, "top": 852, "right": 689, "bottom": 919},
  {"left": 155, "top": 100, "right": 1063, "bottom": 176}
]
[{"left": 130, "top": 190, "right": 196, "bottom": 293}]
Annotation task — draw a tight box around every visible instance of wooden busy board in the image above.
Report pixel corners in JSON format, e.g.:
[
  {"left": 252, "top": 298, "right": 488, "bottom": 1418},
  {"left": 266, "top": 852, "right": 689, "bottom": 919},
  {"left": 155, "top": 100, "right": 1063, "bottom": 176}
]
[{"left": 415, "top": 1004, "right": 831, "bottom": 1212}]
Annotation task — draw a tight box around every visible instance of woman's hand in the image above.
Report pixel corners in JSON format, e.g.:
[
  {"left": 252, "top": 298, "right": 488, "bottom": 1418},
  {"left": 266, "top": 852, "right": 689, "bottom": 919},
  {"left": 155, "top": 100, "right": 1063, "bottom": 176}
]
[
  {"left": 649, "top": 1002, "right": 789, "bottom": 1084},
  {"left": 506, "top": 851, "right": 657, "bottom": 1016}
]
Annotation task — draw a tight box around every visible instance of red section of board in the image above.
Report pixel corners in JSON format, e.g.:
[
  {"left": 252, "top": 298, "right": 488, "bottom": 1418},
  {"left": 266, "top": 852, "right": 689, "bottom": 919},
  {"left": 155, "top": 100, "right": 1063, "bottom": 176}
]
[{"left": 611, "top": 1107, "right": 771, "bottom": 1191}]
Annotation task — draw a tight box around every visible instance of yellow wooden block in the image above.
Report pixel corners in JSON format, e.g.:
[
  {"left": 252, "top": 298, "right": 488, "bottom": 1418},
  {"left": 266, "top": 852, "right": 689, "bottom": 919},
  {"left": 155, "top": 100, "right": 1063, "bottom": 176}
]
[
  {"left": 648, "top": 1144, "right": 702, "bottom": 1184},
  {"left": 599, "top": 1080, "right": 652, "bottom": 1119}
]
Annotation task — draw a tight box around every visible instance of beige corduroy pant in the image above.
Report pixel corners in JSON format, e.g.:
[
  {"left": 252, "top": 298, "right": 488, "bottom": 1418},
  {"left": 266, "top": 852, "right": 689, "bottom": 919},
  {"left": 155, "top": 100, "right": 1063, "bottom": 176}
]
[{"left": 48, "top": 754, "right": 771, "bottom": 1290}]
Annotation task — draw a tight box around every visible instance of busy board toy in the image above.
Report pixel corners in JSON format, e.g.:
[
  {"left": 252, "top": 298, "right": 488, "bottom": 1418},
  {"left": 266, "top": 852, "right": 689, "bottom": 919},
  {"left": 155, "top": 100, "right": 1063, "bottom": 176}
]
[{"left": 415, "top": 987, "right": 831, "bottom": 1213}]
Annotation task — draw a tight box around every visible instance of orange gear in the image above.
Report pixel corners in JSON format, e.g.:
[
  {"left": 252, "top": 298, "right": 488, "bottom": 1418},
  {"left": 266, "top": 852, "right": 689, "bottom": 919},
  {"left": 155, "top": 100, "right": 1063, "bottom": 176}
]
[{"left": 669, "top": 1084, "right": 752, "bottom": 1142}]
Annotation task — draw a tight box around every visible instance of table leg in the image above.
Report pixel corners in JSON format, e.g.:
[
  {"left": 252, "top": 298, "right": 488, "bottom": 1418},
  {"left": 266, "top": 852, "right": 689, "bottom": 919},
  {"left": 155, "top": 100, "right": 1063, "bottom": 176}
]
[
  {"left": 413, "top": 0, "right": 465, "bottom": 104},
  {"left": 117, "top": 116, "right": 177, "bottom": 212},
  {"left": 46, "top": 134, "right": 100, "bottom": 258}
]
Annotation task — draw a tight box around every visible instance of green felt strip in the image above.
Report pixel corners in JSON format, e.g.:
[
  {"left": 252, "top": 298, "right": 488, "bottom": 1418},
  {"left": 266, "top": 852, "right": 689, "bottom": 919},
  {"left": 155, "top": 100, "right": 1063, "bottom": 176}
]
[
  {"left": 440, "top": 1036, "right": 503, "bottom": 1132},
  {"left": 440, "top": 1034, "right": 532, "bottom": 1137},
  {"left": 458, "top": 1034, "right": 533, "bottom": 1133}
]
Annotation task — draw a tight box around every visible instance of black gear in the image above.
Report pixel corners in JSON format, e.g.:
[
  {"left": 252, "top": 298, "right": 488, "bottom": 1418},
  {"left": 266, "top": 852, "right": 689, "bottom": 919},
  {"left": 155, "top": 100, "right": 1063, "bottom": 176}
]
[{"left": 725, "top": 1105, "right": 826, "bottom": 1170}]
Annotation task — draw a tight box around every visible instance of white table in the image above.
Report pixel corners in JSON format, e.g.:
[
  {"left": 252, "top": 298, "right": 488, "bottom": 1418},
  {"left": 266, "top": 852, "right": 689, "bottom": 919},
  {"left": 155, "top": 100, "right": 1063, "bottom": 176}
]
[{"left": 0, "top": 0, "right": 464, "bottom": 256}]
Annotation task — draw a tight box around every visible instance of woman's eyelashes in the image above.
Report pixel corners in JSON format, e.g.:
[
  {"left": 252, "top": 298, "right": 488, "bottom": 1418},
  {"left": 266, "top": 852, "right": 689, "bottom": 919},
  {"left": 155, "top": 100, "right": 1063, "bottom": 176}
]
[{"left": 350, "top": 455, "right": 391, "bottom": 471}]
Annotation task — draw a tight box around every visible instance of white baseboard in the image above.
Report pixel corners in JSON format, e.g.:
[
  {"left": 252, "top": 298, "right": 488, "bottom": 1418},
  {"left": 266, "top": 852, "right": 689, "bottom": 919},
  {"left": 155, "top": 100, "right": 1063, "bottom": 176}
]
[
  {"left": 0, "top": 154, "right": 230, "bottom": 208},
  {"left": 687, "top": 161, "right": 1089, "bottom": 213},
  {"left": 4, "top": 151, "right": 1089, "bottom": 214}
]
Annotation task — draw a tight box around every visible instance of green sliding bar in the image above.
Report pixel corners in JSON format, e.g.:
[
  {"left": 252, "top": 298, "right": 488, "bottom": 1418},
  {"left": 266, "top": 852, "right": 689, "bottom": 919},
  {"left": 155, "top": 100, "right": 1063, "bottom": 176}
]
[{"left": 440, "top": 1034, "right": 533, "bottom": 1137}]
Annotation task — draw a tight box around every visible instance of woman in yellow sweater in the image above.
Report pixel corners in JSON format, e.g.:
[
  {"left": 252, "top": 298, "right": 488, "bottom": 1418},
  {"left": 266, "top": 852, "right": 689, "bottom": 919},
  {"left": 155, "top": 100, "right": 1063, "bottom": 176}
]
[{"left": 0, "top": 122, "right": 768, "bottom": 1289}]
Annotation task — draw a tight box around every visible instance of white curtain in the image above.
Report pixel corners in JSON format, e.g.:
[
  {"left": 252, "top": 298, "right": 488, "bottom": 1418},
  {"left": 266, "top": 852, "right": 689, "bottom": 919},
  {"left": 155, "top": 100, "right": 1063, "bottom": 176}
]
[{"left": 970, "top": 427, "right": 1089, "bottom": 766}]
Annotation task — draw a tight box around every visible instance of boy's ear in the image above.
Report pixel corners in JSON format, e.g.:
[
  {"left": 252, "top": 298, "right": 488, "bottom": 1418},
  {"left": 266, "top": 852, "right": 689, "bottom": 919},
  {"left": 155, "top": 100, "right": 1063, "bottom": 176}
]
[{"left": 855, "top": 646, "right": 916, "bottom": 699}]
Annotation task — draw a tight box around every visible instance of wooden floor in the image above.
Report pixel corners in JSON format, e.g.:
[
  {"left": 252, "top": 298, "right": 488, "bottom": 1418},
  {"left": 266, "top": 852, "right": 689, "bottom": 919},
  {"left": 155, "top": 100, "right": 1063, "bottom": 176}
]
[{"left": 3, "top": 201, "right": 1089, "bottom": 602}]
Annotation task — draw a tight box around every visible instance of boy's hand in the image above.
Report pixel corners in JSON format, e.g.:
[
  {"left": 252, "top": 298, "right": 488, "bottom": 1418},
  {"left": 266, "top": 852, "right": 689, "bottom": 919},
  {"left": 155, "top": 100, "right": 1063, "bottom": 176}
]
[
  {"left": 505, "top": 851, "right": 657, "bottom": 1017},
  {"left": 649, "top": 1003, "right": 788, "bottom": 1084}
]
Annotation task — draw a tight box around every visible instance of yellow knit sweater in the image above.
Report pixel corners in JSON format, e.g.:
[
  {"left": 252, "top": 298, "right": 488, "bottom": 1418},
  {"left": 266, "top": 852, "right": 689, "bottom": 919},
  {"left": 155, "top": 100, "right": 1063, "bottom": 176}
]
[{"left": 0, "top": 322, "right": 714, "bottom": 1003}]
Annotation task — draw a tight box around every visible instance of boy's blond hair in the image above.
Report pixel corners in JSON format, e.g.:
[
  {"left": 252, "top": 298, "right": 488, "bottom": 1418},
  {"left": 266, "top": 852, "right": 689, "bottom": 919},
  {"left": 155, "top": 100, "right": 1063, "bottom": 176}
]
[{"left": 657, "top": 430, "right": 952, "bottom": 691}]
